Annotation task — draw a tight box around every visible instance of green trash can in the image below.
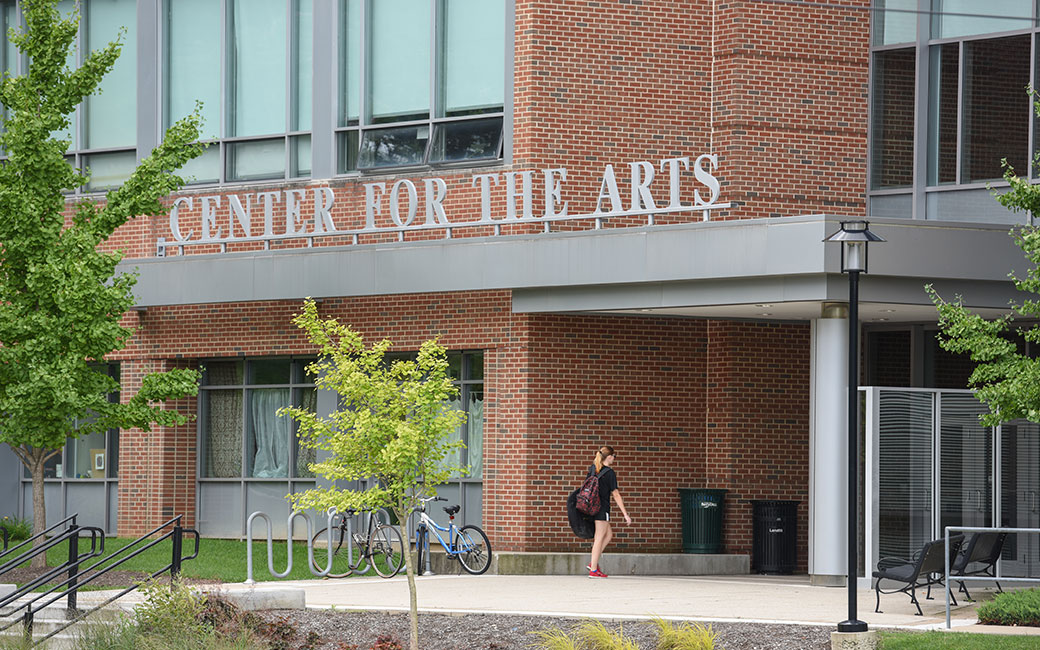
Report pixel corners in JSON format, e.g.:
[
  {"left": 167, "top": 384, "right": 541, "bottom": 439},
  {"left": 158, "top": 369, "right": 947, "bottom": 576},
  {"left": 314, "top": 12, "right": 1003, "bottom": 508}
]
[{"left": 679, "top": 488, "right": 727, "bottom": 554}]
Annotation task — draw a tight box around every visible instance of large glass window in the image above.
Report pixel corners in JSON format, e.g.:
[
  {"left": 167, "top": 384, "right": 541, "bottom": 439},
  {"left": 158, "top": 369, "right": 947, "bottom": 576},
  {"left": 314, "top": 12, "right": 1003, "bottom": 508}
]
[
  {"left": 930, "top": 0, "right": 1034, "bottom": 40},
  {"left": 200, "top": 358, "right": 316, "bottom": 480},
  {"left": 873, "top": 0, "right": 918, "bottom": 46},
  {"left": 164, "top": 0, "right": 313, "bottom": 184},
  {"left": 337, "top": 0, "right": 505, "bottom": 172},
  {"left": 49, "top": 0, "right": 138, "bottom": 192},
  {"left": 871, "top": 48, "right": 916, "bottom": 189}
]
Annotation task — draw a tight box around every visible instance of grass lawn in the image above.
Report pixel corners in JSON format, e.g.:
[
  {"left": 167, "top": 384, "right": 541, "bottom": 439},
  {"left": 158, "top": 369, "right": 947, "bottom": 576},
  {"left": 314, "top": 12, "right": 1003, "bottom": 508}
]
[
  {"left": 36, "top": 535, "right": 364, "bottom": 585},
  {"left": 880, "top": 630, "right": 1040, "bottom": 648}
]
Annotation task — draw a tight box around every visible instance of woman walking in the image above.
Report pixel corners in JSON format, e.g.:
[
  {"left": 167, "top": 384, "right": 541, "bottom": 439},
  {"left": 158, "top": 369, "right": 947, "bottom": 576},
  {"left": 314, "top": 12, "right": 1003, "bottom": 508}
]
[{"left": 586, "top": 445, "right": 631, "bottom": 578}]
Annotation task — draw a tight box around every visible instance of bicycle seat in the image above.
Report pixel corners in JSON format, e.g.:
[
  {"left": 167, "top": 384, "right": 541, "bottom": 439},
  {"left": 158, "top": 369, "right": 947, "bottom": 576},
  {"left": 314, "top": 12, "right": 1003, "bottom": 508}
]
[{"left": 443, "top": 505, "right": 461, "bottom": 516}]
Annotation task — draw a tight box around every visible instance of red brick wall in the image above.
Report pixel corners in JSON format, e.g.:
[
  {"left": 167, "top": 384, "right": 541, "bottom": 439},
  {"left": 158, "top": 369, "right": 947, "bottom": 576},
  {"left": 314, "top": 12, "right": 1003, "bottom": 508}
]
[{"left": 703, "top": 321, "right": 811, "bottom": 570}]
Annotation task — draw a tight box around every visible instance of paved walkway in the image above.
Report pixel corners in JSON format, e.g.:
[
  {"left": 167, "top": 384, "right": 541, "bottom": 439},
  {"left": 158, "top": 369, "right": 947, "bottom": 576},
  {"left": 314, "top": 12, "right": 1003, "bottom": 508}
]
[{"left": 206, "top": 573, "right": 1040, "bottom": 636}]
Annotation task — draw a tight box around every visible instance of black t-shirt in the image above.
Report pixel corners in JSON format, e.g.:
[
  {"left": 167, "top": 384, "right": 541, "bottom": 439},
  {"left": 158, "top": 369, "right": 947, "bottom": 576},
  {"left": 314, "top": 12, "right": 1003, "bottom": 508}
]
[{"left": 587, "top": 465, "right": 618, "bottom": 513}]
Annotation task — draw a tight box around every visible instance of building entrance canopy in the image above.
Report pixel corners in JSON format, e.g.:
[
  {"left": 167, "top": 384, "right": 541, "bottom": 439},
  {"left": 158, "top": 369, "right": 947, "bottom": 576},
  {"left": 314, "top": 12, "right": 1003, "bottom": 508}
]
[{"left": 125, "top": 215, "right": 1025, "bottom": 323}]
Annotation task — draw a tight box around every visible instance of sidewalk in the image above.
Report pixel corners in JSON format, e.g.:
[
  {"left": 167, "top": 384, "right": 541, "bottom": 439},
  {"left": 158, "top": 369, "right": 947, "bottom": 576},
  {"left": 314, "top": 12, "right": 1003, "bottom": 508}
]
[{"left": 206, "top": 573, "right": 1039, "bottom": 635}]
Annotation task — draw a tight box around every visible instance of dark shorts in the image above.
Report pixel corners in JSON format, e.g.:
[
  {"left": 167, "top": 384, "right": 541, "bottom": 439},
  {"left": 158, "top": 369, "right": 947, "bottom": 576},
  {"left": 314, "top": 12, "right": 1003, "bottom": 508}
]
[{"left": 593, "top": 510, "right": 610, "bottom": 522}]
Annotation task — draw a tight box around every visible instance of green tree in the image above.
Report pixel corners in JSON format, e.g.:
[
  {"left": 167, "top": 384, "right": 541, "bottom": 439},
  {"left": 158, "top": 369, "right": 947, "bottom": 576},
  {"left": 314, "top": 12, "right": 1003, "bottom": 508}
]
[
  {"left": 0, "top": 0, "right": 205, "bottom": 565},
  {"left": 281, "top": 299, "right": 467, "bottom": 650},
  {"left": 927, "top": 97, "right": 1040, "bottom": 427}
]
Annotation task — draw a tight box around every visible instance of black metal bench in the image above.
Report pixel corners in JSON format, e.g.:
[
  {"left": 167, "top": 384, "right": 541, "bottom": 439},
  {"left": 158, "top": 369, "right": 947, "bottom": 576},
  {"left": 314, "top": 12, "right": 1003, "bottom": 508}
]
[
  {"left": 873, "top": 535, "right": 964, "bottom": 616},
  {"left": 951, "top": 531, "right": 1007, "bottom": 601}
]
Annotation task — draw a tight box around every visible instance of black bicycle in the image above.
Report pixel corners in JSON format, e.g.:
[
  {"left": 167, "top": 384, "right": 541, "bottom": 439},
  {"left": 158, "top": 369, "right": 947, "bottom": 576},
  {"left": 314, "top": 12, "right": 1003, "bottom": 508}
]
[{"left": 310, "top": 508, "right": 404, "bottom": 578}]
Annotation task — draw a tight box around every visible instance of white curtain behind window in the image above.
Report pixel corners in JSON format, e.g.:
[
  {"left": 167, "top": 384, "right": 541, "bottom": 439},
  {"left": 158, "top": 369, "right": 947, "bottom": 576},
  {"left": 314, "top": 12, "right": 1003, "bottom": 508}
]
[
  {"left": 467, "top": 391, "right": 483, "bottom": 475},
  {"left": 251, "top": 388, "right": 290, "bottom": 478}
]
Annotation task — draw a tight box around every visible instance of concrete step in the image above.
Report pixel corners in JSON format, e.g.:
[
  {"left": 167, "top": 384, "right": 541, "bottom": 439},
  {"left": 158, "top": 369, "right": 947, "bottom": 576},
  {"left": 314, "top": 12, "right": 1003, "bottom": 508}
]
[
  {"left": 0, "top": 598, "right": 133, "bottom": 649},
  {"left": 422, "top": 550, "right": 750, "bottom": 576}
]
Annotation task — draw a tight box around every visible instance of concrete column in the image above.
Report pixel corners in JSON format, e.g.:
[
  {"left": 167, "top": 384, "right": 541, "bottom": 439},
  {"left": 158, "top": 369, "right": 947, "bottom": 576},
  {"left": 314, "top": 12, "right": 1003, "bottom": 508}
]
[{"left": 809, "top": 304, "right": 849, "bottom": 586}]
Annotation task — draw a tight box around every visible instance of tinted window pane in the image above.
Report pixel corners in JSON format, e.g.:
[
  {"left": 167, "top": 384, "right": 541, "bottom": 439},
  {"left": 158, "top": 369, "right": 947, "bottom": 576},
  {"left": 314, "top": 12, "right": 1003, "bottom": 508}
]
[
  {"left": 84, "top": 151, "right": 137, "bottom": 191},
  {"left": 228, "top": 0, "right": 287, "bottom": 136},
  {"left": 86, "top": 0, "right": 136, "bottom": 149},
  {"left": 178, "top": 144, "right": 220, "bottom": 184},
  {"left": 292, "top": 134, "right": 311, "bottom": 177},
  {"left": 249, "top": 359, "right": 291, "bottom": 385},
  {"left": 203, "top": 390, "right": 244, "bottom": 478},
  {"left": 369, "top": 0, "right": 429, "bottom": 122},
  {"left": 246, "top": 388, "right": 290, "bottom": 478},
  {"left": 339, "top": 0, "right": 361, "bottom": 126},
  {"left": 293, "top": 0, "right": 312, "bottom": 132},
  {"left": 873, "top": 0, "right": 917, "bottom": 46},
  {"left": 358, "top": 125, "right": 429, "bottom": 168},
  {"left": 227, "top": 138, "right": 286, "bottom": 181},
  {"left": 962, "top": 35, "right": 1030, "bottom": 183},
  {"left": 205, "top": 361, "right": 244, "bottom": 386},
  {"left": 931, "top": 0, "right": 1033, "bottom": 39},
  {"left": 338, "top": 130, "right": 359, "bottom": 173},
  {"left": 926, "top": 43, "right": 958, "bottom": 185},
  {"left": 871, "top": 49, "right": 916, "bottom": 189},
  {"left": 165, "top": 0, "right": 220, "bottom": 137},
  {"left": 429, "top": 117, "right": 501, "bottom": 164},
  {"left": 468, "top": 352, "right": 483, "bottom": 381},
  {"left": 441, "top": 0, "right": 504, "bottom": 116}
]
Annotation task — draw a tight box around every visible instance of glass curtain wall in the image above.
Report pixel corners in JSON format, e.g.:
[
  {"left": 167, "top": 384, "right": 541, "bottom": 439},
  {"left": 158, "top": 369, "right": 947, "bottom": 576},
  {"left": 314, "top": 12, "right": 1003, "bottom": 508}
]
[
  {"left": 337, "top": 0, "right": 505, "bottom": 172},
  {"left": 164, "top": 0, "right": 313, "bottom": 183},
  {"left": 868, "top": 1, "right": 1040, "bottom": 221}
]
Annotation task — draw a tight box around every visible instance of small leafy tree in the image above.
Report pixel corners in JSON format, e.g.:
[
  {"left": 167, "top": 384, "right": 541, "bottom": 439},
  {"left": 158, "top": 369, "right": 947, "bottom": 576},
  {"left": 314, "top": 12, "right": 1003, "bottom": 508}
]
[
  {"left": 281, "top": 299, "right": 467, "bottom": 650},
  {"left": 0, "top": 0, "right": 205, "bottom": 564},
  {"left": 926, "top": 94, "right": 1040, "bottom": 427}
]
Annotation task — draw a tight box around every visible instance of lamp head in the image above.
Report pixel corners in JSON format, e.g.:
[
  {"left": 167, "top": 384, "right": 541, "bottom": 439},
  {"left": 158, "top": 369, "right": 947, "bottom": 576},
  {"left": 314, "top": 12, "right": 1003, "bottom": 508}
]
[{"left": 824, "top": 220, "right": 885, "bottom": 273}]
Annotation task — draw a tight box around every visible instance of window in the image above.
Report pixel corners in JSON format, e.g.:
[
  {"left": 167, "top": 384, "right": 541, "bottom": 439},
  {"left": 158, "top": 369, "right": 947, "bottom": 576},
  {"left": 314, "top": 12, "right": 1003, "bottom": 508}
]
[
  {"left": 24, "top": 364, "right": 121, "bottom": 480},
  {"left": 869, "top": 2, "right": 1040, "bottom": 220},
  {"left": 164, "top": 0, "right": 313, "bottom": 184},
  {"left": 200, "top": 358, "right": 317, "bottom": 479},
  {"left": 871, "top": 48, "right": 916, "bottom": 189},
  {"left": 53, "top": 0, "right": 138, "bottom": 192},
  {"left": 337, "top": 0, "right": 505, "bottom": 172},
  {"left": 930, "top": 0, "right": 1034, "bottom": 39}
]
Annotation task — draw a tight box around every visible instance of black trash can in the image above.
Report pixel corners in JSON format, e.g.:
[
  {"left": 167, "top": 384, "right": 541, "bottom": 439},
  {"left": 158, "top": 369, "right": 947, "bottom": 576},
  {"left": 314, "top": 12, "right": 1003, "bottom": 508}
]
[
  {"left": 751, "top": 500, "right": 799, "bottom": 574},
  {"left": 679, "top": 488, "right": 727, "bottom": 554}
]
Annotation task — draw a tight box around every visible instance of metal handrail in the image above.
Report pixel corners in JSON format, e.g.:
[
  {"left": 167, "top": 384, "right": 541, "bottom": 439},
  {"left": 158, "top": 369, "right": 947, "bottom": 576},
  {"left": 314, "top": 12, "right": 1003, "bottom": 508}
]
[
  {"left": 0, "top": 514, "right": 200, "bottom": 647},
  {"left": 0, "top": 514, "right": 78, "bottom": 569},
  {"left": 944, "top": 526, "right": 1040, "bottom": 629}
]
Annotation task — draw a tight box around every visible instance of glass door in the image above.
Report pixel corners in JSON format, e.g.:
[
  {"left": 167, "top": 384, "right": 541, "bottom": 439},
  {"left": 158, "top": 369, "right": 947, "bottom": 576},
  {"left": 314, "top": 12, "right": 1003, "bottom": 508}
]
[
  {"left": 878, "top": 390, "right": 935, "bottom": 560},
  {"left": 938, "top": 393, "right": 993, "bottom": 539},
  {"left": 1000, "top": 421, "right": 1040, "bottom": 577}
]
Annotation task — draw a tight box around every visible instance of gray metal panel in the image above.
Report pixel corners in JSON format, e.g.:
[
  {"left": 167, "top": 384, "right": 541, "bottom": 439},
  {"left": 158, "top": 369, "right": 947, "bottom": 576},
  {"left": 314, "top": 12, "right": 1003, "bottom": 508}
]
[
  {"left": 122, "top": 215, "right": 1024, "bottom": 312},
  {"left": 197, "top": 482, "right": 242, "bottom": 537},
  {"left": 108, "top": 484, "right": 118, "bottom": 534},
  {"left": 65, "top": 483, "right": 108, "bottom": 531},
  {"left": 246, "top": 482, "right": 294, "bottom": 538},
  {"left": 310, "top": 0, "right": 335, "bottom": 179},
  {"left": 23, "top": 483, "right": 66, "bottom": 528},
  {"left": 136, "top": 0, "right": 159, "bottom": 163},
  {"left": 0, "top": 446, "right": 19, "bottom": 519}
]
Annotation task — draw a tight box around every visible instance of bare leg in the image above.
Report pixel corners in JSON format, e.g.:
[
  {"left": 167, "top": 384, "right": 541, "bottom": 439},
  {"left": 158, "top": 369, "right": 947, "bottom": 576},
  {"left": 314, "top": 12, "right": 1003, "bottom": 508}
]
[{"left": 590, "top": 520, "right": 613, "bottom": 571}]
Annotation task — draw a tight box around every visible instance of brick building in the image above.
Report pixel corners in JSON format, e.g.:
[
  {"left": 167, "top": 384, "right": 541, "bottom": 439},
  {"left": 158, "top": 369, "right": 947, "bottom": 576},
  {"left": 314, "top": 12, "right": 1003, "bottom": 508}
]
[{"left": 2, "top": 0, "right": 1038, "bottom": 585}]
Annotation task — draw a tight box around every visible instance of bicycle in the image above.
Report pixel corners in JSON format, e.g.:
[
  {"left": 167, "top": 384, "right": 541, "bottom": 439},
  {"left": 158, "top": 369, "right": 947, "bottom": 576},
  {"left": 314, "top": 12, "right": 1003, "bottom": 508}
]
[
  {"left": 415, "top": 496, "right": 492, "bottom": 575},
  {"left": 310, "top": 507, "right": 404, "bottom": 578}
]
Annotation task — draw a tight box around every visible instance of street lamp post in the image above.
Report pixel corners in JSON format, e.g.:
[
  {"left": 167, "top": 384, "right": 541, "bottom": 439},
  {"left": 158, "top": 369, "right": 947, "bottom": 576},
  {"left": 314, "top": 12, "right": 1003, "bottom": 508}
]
[{"left": 824, "top": 220, "right": 884, "bottom": 634}]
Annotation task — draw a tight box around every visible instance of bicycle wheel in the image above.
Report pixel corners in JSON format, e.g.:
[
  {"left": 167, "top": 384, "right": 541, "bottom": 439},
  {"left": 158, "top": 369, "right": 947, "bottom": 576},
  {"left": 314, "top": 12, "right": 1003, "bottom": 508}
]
[
  {"left": 311, "top": 526, "right": 352, "bottom": 578},
  {"left": 369, "top": 524, "right": 405, "bottom": 577},
  {"left": 456, "top": 525, "right": 492, "bottom": 575}
]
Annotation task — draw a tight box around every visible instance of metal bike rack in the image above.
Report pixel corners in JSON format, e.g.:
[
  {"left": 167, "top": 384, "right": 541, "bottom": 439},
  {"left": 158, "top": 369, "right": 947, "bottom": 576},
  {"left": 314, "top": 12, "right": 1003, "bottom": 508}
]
[{"left": 245, "top": 508, "right": 338, "bottom": 584}]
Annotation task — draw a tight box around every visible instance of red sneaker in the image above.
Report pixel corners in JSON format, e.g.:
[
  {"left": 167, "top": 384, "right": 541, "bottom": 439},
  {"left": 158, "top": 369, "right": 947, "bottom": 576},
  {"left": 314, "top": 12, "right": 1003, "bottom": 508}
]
[{"left": 589, "top": 568, "right": 608, "bottom": 578}]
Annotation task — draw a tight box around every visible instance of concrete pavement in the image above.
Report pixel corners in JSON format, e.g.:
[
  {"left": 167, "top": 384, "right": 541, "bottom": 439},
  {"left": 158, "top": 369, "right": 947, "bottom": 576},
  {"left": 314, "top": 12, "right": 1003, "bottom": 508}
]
[{"left": 208, "top": 572, "right": 1037, "bottom": 635}]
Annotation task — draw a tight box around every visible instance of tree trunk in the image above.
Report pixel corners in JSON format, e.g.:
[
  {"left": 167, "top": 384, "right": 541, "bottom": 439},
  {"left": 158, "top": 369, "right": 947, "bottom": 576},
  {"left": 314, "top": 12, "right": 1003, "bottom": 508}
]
[
  {"left": 29, "top": 448, "right": 48, "bottom": 570},
  {"left": 399, "top": 517, "right": 419, "bottom": 650}
]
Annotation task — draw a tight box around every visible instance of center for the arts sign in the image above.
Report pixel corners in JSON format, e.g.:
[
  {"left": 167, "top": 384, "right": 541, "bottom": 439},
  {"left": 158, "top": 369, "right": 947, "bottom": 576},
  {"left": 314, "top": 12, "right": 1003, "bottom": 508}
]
[{"left": 160, "top": 154, "right": 728, "bottom": 256}]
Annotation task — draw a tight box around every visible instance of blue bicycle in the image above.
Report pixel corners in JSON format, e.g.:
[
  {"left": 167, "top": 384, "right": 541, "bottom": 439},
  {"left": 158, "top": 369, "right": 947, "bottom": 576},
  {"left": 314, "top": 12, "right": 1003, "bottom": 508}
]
[{"left": 415, "top": 496, "right": 492, "bottom": 575}]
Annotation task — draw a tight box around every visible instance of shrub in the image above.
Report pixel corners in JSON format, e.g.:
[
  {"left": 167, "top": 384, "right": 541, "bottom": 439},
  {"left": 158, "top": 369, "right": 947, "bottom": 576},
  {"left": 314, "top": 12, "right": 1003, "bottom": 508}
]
[
  {"left": 372, "top": 634, "right": 404, "bottom": 650},
  {"left": 0, "top": 516, "right": 31, "bottom": 543},
  {"left": 977, "top": 587, "right": 1040, "bottom": 627},
  {"left": 529, "top": 619, "right": 639, "bottom": 650},
  {"left": 132, "top": 580, "right": 210, "bottom": 640},
  {"left": 653, "top": 618, "right": 717, "bottom": 650}
]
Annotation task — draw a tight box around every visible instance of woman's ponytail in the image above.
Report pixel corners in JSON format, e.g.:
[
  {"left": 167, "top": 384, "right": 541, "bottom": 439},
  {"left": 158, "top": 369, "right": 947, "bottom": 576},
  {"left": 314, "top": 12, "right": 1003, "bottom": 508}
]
[{"left": 593, "top": 445, "right": 615, "bottom": 473}]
